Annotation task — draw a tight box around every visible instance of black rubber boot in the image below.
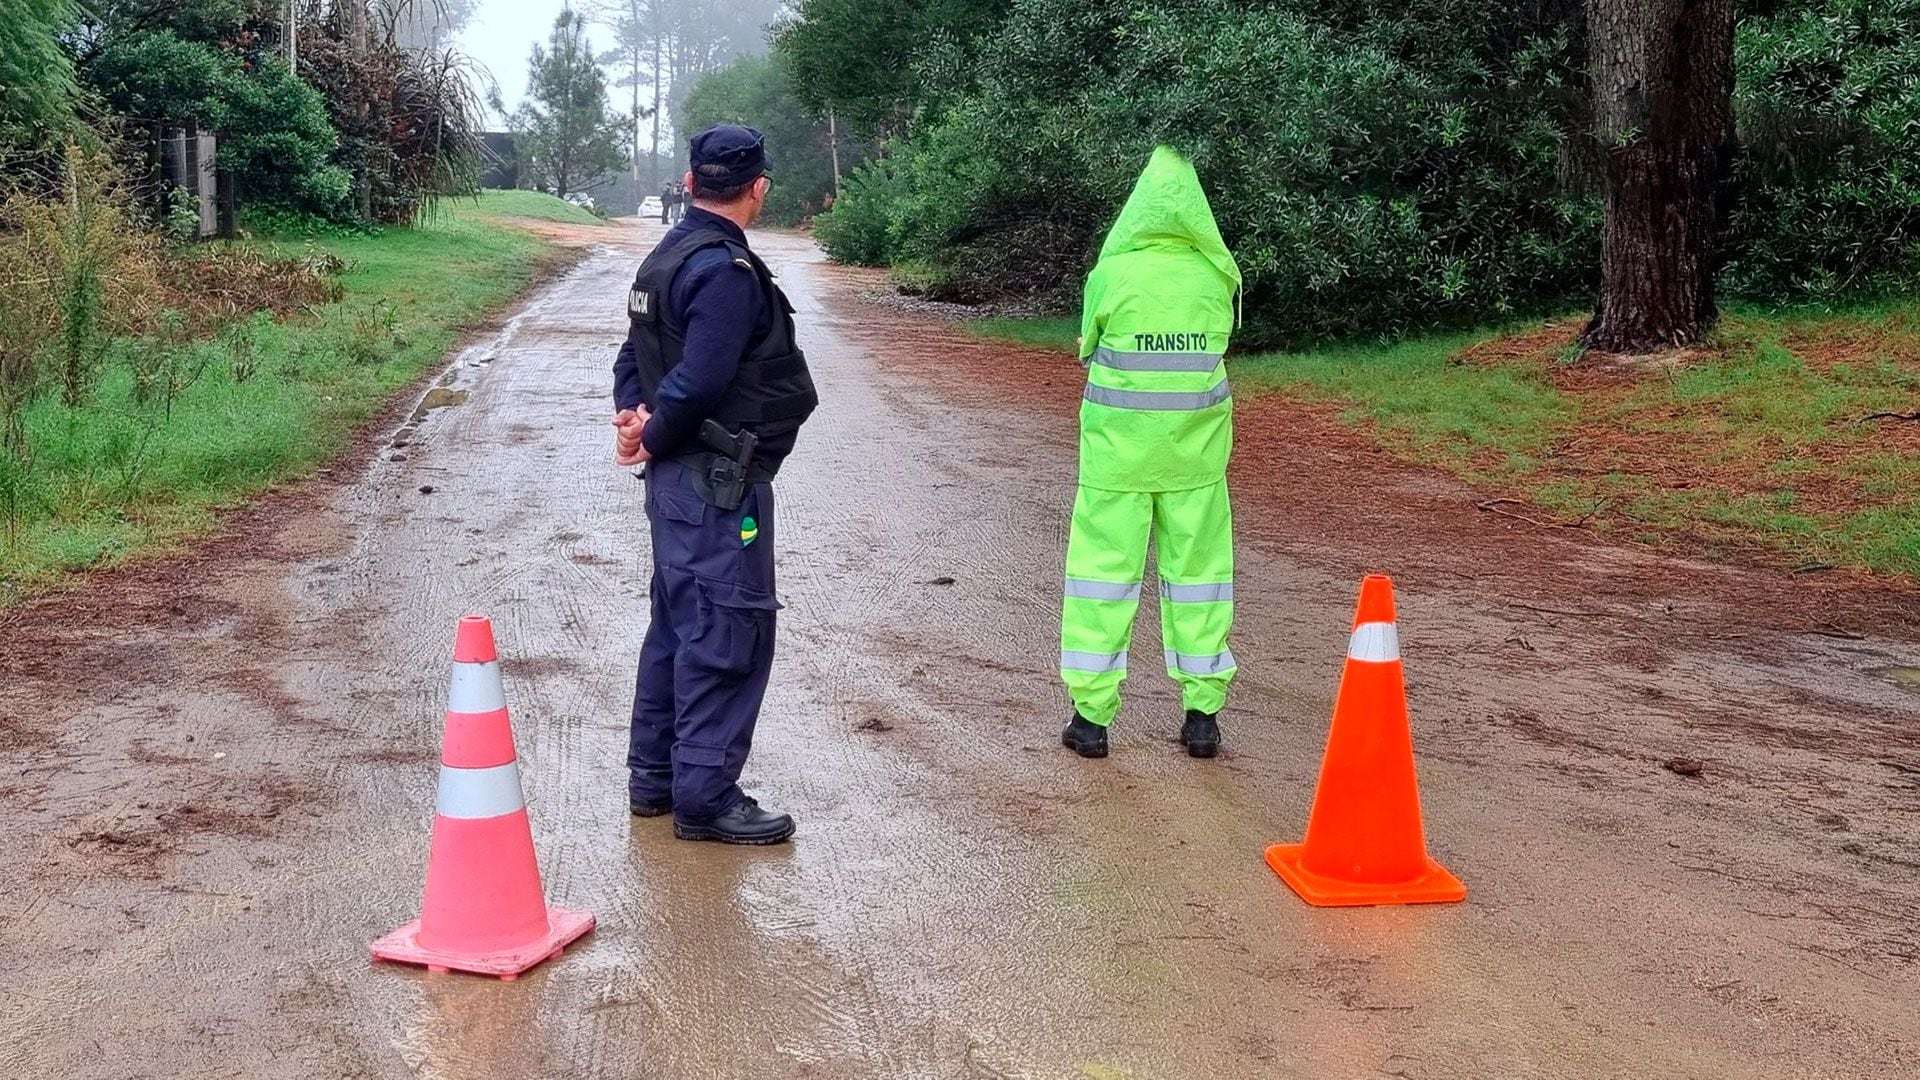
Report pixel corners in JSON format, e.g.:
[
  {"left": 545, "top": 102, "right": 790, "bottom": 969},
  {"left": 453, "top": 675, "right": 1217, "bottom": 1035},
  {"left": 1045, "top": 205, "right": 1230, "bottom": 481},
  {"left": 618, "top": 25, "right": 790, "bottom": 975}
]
[
  {"left": 1181, "top": 710, "right": 1221, "bottom": 758},
  {"left": 1061, "top": 715, "right": 1110, "bottom": 758},
  {"left": 674, "top": 797, "right": 796, "bottom": 845},
  {"left": 629, "top": 795, "right": 673, "bottom": 818}
]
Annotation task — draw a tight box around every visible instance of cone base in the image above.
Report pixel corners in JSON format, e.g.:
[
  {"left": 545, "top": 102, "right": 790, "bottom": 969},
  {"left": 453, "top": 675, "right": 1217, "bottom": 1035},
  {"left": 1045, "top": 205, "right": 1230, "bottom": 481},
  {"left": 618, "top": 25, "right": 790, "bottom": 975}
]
[
  {"left": 370, "top": 906, "right": 595, "bottom": 979},
  {"left": 1265, "top": 843, "right": 1466, "bottom": 908}
]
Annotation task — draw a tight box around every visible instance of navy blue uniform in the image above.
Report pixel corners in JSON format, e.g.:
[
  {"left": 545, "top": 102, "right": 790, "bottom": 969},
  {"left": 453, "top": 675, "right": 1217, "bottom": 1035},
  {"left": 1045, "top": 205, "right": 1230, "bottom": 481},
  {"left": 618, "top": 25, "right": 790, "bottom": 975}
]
[{"left": 614, "top": 209, "right": 806, "bottom": 822}]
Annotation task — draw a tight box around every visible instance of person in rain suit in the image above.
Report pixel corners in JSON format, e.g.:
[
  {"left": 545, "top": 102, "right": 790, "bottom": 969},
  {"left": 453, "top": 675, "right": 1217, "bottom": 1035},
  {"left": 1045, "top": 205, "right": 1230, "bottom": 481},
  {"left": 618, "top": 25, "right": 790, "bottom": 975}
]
[{"left": 1060, "top": 146, "right": 1241, "bottom": 760}]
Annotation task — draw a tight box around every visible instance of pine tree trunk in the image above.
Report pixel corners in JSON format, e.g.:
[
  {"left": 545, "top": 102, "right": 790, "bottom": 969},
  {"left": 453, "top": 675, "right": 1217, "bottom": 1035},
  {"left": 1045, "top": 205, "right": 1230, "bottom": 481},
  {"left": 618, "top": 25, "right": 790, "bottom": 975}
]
[
  {"left": 631, "top": 38, "right": 642, "bottom": 183},
  {"left": 1582, "top": 0, "right": 1734, "bottom": 354},
  {"left": 649, "top": 1, "right": 664, "bottom": 190},
  {"left": 349, "top": 0, "right": 373, "bottom": 220}
]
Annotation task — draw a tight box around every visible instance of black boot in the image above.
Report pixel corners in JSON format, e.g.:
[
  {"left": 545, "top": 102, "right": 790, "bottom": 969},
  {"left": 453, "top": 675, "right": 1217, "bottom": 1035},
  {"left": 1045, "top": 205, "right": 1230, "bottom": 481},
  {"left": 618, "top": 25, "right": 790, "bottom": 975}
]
[
  {"left": 674, "top": 797, "right": 796, "bottom": 845},
  {"left": 629, "top": 794, "right": 673, "bottom": 818},
  {"left": 1181, "top": 710, "right": 1221, "bottom": 758},
  {"left": 1061, "top": 714, "right": 1109, "bottom": 758}
]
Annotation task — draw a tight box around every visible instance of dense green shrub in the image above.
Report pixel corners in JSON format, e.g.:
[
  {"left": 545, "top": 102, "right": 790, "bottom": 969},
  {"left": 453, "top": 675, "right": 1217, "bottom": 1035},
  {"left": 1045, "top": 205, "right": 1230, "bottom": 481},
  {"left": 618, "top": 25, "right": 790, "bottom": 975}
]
[
  {"left": 815, "top": 0, "right": 1594, "bottom": 341},
  {"left": 815, "top": 158, "right": 905, "bottom": 264},
  {"left": 216, "top": 54, "right": 353, "bottom": 214},
  {"left": 87, "top": 31, "right": 350, "bottom": 217},
  {"left": 1726, "top": 0, "right": 1920, "bottom": 299}
]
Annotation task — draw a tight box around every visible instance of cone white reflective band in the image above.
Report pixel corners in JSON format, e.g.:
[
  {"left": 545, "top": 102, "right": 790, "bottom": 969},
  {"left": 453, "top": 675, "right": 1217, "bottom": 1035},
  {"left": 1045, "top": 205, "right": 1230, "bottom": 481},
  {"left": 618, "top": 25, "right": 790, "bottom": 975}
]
[
  {"left": 436, "top": 761, "right": 527, "bottom": 819},
  {"left": 1092, "top": 348, "right": 1226, "bottom": 373},
  {"left": 1348, "top": 622, "right": 1400, "bottom": 663},
  {"left": 1083, "top": 380, "right": 1231, "bottom": 411},
  {"left": 1064, "top": 578, "right": 1143, "bottom": 602},
  {"left": 1165, "top": 649, "right": 1237, "bottom": 676},
  {"left": 447, "top": 660, "right": 507, "bottom": 713},
  {"left": 1061, "top": 649, "right": 1128, "bottom": 673},
  {"left": 1160, "top": 581, "right": 1234, "bottom": 603}
]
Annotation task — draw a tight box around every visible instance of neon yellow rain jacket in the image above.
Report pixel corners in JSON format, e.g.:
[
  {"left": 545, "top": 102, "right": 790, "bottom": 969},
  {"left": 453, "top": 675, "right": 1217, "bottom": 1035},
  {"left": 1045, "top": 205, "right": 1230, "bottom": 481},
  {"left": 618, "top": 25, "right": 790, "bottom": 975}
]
[{"left": 1076, "top": 146, "right": 1242, "bottom": 492}]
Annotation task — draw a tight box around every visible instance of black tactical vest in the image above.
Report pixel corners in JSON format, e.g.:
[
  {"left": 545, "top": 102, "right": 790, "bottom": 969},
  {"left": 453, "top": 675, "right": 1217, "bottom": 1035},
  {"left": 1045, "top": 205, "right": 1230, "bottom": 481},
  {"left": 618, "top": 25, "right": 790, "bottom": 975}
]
[{"left": 625, "top": 228, "right": 818, "bottom": 457}]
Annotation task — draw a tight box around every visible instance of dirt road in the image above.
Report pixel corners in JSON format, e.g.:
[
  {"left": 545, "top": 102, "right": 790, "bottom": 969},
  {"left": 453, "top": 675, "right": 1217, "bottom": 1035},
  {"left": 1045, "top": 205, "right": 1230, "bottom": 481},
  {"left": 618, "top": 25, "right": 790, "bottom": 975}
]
[{"left": 2, "top": 219, "right": 1916, "bottom": 1079}]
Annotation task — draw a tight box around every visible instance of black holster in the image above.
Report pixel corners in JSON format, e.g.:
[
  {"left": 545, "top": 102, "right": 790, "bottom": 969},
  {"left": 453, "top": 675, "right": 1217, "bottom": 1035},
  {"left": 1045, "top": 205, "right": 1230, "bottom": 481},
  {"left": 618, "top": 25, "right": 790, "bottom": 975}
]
[{"left": 681, "top": 419, "right": 768, "bottom": 511}]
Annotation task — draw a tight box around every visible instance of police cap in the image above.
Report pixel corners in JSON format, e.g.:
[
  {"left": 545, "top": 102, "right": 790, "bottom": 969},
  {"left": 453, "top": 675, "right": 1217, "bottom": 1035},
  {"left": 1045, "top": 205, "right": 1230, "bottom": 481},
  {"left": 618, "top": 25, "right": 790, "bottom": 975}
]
[{"left": 690, "top": 124, "right": 772, "bottom": 189}]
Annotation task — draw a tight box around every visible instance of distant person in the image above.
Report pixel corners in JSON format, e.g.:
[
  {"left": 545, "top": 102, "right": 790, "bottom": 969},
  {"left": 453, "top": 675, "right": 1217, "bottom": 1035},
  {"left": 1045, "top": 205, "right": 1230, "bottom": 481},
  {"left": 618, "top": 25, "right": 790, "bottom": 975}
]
[
  {"left": 659, "top": 182, "right": 673, "bottom": 224},
  {"left": 612, "top": 125, "right": 818, "bottom": 844},
  {"left": 1059, "top": 146, "right": 1241, "bottom": 761}
]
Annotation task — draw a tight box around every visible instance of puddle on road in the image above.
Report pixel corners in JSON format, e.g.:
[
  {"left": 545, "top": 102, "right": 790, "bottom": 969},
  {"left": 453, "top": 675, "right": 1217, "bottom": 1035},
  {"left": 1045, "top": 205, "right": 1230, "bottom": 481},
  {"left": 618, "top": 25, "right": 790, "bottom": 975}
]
[
  {"left": 411, "top": 388, "right": 469, "bottom": 422},
  {"left": 1874, "top": 665, "right": 1920, "bottom": 692}
]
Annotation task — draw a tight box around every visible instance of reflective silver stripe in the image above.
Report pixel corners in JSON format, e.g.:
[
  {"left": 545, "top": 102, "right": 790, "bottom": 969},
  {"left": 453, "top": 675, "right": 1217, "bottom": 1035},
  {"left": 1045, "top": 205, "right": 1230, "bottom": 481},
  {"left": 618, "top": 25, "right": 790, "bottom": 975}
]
[
  {"left": 1348, "top": 621, "right": 1400, "bottom": 663},
  {"left": 1065, "top": 578, "right": 1143, "bottom": 602},
  {"left": 435, "top": 761, "right": 526, "bottom": 819},
  {"left": 447, "top": 661, "right": 507, "bottom": 713},
  {"left": 1092, "top": 348, "right": 1225, "bottom": 374},
  {"left": 1159, "top": 581, "right": 1234, "bottom": 603},
  {"left": 1083, "top": 380, "right": 1231, "bottom": 411},
  {"left": 1164, "top": 649, "right": 1238, "bottom": 676},
  {"left": 1061, "top": 650, "right": 1128, "bottom": 673}
]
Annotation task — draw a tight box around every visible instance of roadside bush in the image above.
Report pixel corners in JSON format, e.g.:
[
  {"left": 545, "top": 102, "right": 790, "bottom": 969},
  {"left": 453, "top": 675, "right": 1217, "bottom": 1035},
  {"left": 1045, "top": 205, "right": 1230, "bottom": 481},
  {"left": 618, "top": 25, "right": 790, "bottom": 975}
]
[
  {"left": 814, "top": 158, "right": 906, "bottom": 265},
  {"left": 158, "top": 244, "right": 345, "bottom": 334},
  {"left": 296, "top": 27, "right": 485, "bottom": 224},
  {"left": 823, "top": 0, "right": 1594, "bottom": 341},
  {"left": 87, "top": 31, "right": 351, "bottom": 218},
  {"left": 216, "top": 53, "right": 353, "bottom": 215},
  {"left": 1726, "top": 0, "right": 1920, "bottom": 299},
  {"left": 0, "top": 144, "right": 160, "bottom": 408},
  {"left": 0, "top": 144, "right": 160, "bottom": 541}
]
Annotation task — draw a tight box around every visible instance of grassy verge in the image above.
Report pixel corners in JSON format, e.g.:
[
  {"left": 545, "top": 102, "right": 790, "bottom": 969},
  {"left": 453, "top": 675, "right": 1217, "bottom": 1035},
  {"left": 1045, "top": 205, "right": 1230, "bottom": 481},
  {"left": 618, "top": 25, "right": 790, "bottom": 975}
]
[
  {"left": 0, "top": 194, "right": 576, "bottom": 604},
  {"left": 972, "top": 304, "right": 1920, "bottom": 577},
  {"left": 463, "top": 188, "right": 608, "bottom": 226}
]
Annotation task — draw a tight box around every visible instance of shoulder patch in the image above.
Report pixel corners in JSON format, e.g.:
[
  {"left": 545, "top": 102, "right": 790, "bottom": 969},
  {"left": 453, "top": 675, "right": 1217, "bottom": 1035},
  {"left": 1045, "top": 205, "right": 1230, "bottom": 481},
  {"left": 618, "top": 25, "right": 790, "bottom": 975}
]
[{"left": 732, "top": 258, "right": 753, "bottom": 270}]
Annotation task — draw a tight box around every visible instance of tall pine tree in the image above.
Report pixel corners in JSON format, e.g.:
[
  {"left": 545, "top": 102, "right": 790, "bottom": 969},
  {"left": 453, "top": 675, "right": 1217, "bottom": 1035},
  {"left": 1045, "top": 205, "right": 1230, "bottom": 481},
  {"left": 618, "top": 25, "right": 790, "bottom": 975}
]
[{"left": 513, "top": 11, "right": 628, "bottom": 199}]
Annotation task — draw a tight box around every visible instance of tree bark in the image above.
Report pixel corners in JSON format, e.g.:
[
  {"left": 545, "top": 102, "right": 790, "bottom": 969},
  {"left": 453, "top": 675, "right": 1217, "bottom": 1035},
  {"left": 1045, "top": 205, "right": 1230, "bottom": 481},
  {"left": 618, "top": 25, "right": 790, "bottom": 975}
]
[
  {"left": 650, "top": 0, "right": 664, "bottom": 190},
  {"left": 630, "top": 13, "right": 642, "bottom": 183},
  {"left": 349, "top": 0, "right": 373, "bottom": 220},
  {"left": 1582, "top": 0, "right": 1734, "bottom": 353},
  {"left": 829, "top": 109, "right": 841, "bottom": 196}
]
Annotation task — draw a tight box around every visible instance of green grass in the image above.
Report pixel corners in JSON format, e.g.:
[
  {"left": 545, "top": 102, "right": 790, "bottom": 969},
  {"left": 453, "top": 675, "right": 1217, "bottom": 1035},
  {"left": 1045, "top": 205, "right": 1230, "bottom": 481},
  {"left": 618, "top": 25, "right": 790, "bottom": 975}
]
[
  {"left": 463, "top": 188, "right": 607, "bottom": 227},
  {"left": 0, "top": 196, "right": 569, "bottom": 603},
  {"left": 1232, "top": 330, "right": 1576, "bottom": 481},
  {"left": 971, "top": 304, "right": 1920, "bottom": 577},
  {"left": 967, "top": 316, "right": 1080, "bottom": 352}
]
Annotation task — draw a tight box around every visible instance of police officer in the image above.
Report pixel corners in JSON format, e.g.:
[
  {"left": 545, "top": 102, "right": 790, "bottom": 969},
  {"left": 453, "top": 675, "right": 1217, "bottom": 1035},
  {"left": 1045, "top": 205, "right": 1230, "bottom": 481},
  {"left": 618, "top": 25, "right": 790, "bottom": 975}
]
[{"left": 611, "top": 125, "right": 817, "bottom": 844}]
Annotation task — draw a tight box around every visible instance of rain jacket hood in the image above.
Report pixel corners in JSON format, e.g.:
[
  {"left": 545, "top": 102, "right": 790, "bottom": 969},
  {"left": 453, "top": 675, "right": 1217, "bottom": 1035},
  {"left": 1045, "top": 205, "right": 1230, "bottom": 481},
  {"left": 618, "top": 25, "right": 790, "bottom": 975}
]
[{"left": 1099, "top": 146, "right": 1242, "bottom": 295}]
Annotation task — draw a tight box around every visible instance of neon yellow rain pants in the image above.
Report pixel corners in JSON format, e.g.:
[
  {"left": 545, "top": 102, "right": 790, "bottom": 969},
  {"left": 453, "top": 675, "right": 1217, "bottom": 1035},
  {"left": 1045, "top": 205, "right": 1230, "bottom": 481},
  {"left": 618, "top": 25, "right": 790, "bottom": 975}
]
[{"left": 1061, "top": 482, "right": 1235, "bottom": 726}]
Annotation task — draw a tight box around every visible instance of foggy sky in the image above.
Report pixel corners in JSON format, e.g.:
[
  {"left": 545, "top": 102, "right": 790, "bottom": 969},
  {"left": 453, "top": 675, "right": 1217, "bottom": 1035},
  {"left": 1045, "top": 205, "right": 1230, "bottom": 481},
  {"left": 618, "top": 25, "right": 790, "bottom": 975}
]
[{"left": 456, "top": 0, "right": 577, "bottom": 123}]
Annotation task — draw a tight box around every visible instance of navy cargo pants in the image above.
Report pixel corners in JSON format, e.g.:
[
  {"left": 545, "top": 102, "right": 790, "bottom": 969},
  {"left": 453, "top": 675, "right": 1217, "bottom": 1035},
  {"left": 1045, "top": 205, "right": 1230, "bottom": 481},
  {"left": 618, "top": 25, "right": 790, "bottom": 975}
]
[{"left": 628, "top": 457, "right": 781, "bottom": 821}]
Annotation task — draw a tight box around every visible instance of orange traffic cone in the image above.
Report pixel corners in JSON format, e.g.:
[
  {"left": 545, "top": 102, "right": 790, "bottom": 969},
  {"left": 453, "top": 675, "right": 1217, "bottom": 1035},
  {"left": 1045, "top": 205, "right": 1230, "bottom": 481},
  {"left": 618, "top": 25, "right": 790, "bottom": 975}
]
[
  {"left": 1265, "top": 575, "right": 1465, "bottom": 907},
  {"left": 371, "top": 615, "right": 595, "bottom": 978}
]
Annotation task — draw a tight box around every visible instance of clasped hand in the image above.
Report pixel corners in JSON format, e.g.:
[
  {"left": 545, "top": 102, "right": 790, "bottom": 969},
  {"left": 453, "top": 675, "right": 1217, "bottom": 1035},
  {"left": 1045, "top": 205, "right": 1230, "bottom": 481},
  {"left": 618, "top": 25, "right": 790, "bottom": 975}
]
[{"left": 612, "top": 407, "right": 653, "bottom": 466}]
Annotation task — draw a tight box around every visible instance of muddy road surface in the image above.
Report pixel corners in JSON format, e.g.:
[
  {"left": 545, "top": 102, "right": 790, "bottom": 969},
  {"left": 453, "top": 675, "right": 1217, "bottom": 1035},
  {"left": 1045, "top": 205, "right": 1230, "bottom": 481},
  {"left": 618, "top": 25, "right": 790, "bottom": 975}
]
[{"left": 2, "top": 219, "right": 1916, "bottom": 1079}]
